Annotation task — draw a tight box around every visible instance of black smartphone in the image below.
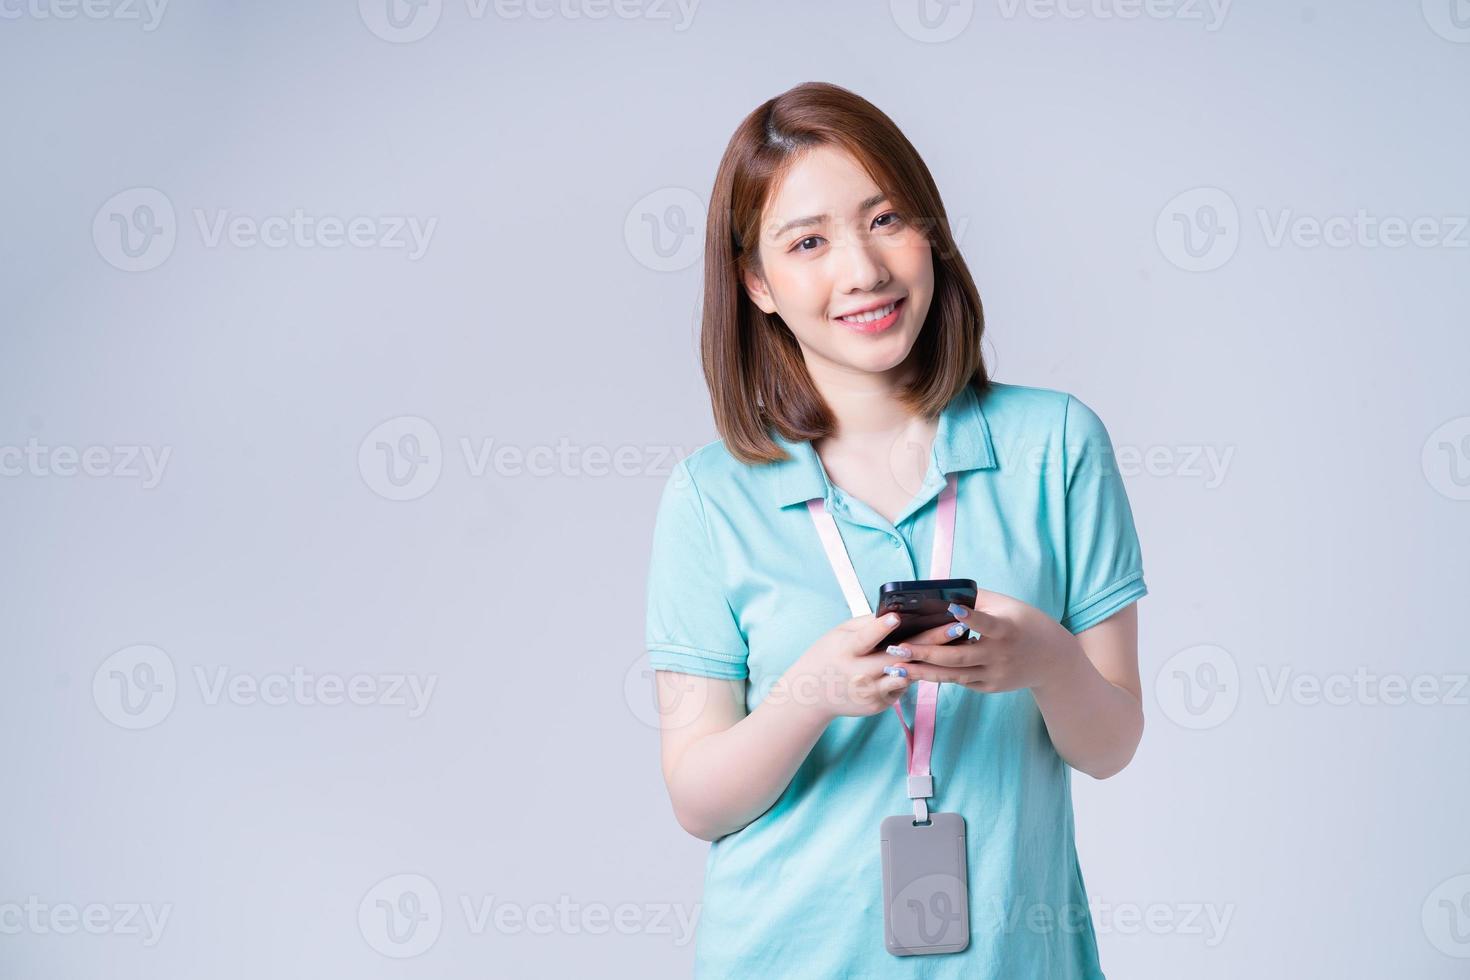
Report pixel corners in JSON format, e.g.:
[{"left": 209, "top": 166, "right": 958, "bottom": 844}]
[{"left": 877, "top": 578, "right": 978, "bottom": 645}]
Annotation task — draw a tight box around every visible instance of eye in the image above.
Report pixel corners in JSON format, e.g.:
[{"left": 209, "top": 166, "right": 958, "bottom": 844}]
[
  {"left": 791, "top": 235, "right": 825, "bottom": 254},
  {"left": 874, "top": 211, "right": 903, "bottom": 229}
]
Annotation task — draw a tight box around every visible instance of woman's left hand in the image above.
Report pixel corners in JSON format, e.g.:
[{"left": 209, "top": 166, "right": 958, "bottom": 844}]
[{"left": 890, "top": 589, "right": 1082, "bottom": 694}]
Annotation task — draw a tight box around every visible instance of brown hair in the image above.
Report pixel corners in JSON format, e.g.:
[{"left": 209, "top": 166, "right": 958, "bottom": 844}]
[{"left": 700, "top": 81, "right": 989, "bottom": 466}]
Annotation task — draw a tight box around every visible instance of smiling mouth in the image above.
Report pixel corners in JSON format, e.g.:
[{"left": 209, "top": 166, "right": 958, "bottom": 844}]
[{"left": 834, "top": 297, "right": 905, "bottom": 332}]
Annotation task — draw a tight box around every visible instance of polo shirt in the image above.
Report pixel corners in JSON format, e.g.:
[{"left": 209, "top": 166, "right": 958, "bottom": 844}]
[{"left": 644, "top": 379, "right": 1148, "bottom": 978}]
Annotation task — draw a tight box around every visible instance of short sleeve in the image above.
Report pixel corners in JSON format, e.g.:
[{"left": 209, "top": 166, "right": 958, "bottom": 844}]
[
  {"left": 644, "top": 457, "right": 750, "bottom": 680},
  {"left": 1059, "top": 395, "right": 1149, "bottom": 634}
]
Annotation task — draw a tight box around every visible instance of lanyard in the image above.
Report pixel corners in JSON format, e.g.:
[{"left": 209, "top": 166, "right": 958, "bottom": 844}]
[{"left": 806, "top": 470, "right": 958, "bottom": 822}]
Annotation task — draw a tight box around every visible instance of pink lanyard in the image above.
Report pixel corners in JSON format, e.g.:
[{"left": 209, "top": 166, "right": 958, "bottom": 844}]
[{"left": 806, "top": 471, "right": 958, "bottom": 822}]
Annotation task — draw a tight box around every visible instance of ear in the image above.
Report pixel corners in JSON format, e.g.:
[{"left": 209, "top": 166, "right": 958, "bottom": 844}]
[{"left": 741, "top": 267, "right": 778, "bottom": 315}]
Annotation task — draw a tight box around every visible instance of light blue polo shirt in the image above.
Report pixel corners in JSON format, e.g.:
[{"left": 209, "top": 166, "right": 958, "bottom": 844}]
[{"left": 645, "top": 380, "right": 1148, "bottom": 979}]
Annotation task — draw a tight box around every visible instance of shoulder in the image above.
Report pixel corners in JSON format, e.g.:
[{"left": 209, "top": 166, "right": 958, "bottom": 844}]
[
  {"left": 669, "top": 438, "right": 751, "bottom": 495},
  {"left": 980, "top": 381, "right": 1112, "bottom": 441},
  {"left": 658, "top": 437, "right": 773, "bottom": 512}
]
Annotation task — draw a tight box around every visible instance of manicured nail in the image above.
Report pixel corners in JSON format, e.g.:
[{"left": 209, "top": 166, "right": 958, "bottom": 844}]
[
  {"left": 946, "top": 622, "right": 967, "bottom": 639},
  {"left": 887, "top": 644, "right": 912, "bottom": 658},
  {"left": 882, "top": 613, "right": 900, "bottom": 627},
  {"left": 883, "top": 665, "right": 908, "bottom": 678},
  {"left": 947, "top": 602, "right": 969, "bottom": 620}
]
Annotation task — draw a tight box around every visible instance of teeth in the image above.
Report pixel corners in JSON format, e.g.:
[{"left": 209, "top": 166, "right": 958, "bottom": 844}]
[{"left": 839, "top": 300, "right": 897, "bottom": 323}]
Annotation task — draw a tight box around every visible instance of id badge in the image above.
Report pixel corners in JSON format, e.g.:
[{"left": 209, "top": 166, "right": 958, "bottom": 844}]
[{"left": 880, "top": 812, "right": 970, "bottom": 955}]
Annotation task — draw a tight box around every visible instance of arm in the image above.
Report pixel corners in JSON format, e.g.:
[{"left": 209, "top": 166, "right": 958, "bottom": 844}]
[
  {"left": 654, "top": 670, "right": 830, "bottom": 842},
  {"left": 1029, "top": 602, "right": 1144, "bottom": 780},
  {"left": 897, "top": 597, "right": 1145, "bottom": 780}
]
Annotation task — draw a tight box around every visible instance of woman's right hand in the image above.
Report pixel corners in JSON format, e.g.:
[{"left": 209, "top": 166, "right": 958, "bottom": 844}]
[{"left": 775, "top": 612, "right": 970, "bottom": 721}]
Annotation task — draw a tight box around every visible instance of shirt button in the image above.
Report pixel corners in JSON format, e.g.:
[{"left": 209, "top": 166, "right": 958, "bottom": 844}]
[{"left": 892, "top": 538, "right": 903, "bottom": 549}]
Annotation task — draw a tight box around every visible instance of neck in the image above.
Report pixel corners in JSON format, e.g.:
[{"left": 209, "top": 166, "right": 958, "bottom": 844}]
[{"left": 807, "top": 355, "right": 932, "bottom": 454}]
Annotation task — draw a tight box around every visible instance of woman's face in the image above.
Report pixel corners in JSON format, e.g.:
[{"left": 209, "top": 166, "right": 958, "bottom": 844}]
[{"left": 742, "top": 144, "right": 935, "bottom": 380}]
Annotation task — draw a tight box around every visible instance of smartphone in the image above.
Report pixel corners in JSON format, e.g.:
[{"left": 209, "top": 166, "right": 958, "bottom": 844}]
[{"left": 877, "top": 578, "right": 977, "bottom": 645}]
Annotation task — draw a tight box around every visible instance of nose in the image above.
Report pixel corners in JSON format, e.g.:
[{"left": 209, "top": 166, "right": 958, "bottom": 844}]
[{"left": 833, "top": 227, "right": 889, "bottom": 298}]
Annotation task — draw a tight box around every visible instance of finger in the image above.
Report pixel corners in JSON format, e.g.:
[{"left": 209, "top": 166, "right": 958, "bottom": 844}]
[
  {"left": 867, "top": 618, "right": 970, "bottom": 662},
  {"left": 896, "top": 639, "right": 987, "bottom": 668},
  {"left": 945, "top": 601, "right": 1002, "bottom": 638},
  {"left": 902, "top": 618, "right": 976, "bottom": 647},
  {"left": 899, "top": 661, "right": 985, "bottom": 685},
  {"left": 846, "top": 611, "right": 903, "bottom": 647},
  {"left": 876, "top": 670, "right": 911, "bottom": 701}
]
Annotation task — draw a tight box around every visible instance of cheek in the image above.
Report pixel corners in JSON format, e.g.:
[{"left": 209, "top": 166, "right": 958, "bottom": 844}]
[
  {"left": 767, "top": 263, "right": 831, "bottom": 313},
  {"left": 891, "top": 238, "right": 935, "bottom": 289}
]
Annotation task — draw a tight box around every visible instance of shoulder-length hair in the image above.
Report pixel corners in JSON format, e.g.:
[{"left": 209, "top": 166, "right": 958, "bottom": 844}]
[{"left": 701, "top": 81, "right": 989, "bottom": 466}]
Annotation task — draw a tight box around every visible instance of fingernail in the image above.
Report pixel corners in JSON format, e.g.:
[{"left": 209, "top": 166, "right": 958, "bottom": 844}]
[
  {"left": 883, "top": 665, "right": 908, "bottom": 678},
  {"left": 882, "top": 613, "right": 900, "bottom": 627},
  {"left": 946, "top": 622, "right": 967, "bottom": 639},
  {"left": 887, "top": 644, "right": 912, "bottom": 658},
  {"left": 947, "top": 602, "right": 968, "bottom": 620}
]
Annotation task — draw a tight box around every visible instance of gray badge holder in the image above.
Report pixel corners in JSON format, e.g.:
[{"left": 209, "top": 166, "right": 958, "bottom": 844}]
[{"left": 880, "top": 810, "right": 970, "bottom": 955}]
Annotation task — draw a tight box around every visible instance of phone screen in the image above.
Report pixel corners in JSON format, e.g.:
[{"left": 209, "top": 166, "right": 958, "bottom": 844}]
[{"left": 878, "top": 579, "right": 977, "bottom": 645}]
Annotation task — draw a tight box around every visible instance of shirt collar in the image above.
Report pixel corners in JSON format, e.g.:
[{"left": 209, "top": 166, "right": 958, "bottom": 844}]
[{"left": 768, "top": 382, "right": 997, "bottom": 509}]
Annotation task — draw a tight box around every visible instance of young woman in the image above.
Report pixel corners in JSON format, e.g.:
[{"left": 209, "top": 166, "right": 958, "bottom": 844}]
[{"left": 644, "top": 81, "right": 1148, "bottom": 978}]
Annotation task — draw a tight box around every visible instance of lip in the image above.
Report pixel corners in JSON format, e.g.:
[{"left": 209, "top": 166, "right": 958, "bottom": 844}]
[
  {"left": 834, "top": 296, "right": 905, "bottom": 334},
  {"left": 834, "top": 295, "right": 905, "bottom": 318}
]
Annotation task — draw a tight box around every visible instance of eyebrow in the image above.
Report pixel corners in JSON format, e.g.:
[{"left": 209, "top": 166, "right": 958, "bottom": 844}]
[{"left": 770, "top": 192, "right": 889, "bottom": 239}]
